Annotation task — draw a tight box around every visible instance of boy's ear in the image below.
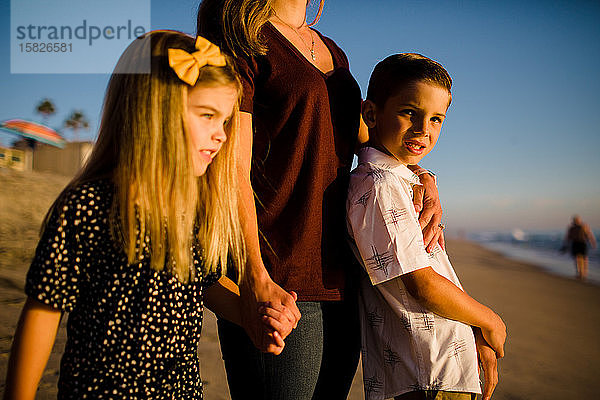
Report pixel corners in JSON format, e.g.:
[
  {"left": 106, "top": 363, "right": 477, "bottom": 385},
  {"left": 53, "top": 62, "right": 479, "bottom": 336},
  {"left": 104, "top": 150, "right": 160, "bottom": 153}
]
[{"left": 362, "top": 100, "right": 377, "bottom": 129}]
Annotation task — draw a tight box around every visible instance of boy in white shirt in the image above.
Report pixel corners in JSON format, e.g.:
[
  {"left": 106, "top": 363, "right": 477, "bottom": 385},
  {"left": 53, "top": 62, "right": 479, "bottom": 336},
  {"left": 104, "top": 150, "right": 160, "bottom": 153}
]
[{"left": 347, "top": 54, "right": 506, "bottom": 400}]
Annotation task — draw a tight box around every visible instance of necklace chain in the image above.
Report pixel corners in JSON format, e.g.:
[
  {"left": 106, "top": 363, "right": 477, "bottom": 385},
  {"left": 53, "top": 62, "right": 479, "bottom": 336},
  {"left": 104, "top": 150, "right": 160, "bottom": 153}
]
[{"left": 273, "top": 12, "right": 315, "bottom": 62}]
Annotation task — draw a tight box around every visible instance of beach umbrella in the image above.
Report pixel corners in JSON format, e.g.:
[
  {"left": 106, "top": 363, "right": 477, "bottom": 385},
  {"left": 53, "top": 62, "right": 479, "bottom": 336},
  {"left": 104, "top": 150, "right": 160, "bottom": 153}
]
[{"left": 0, "top": 119, "right": 66, "bottom": 148}]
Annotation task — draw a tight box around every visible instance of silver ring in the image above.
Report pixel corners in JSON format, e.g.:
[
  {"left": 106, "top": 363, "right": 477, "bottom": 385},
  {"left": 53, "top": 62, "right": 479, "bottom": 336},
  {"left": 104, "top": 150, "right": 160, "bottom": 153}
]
[{"left": 438, "top": 223, "right": 446, "bottom": 230}]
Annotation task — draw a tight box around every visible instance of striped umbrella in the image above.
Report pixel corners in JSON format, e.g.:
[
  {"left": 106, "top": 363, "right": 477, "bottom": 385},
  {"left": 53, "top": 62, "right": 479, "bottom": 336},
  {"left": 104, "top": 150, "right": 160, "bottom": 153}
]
[{"left": 0, "top": 119, "right": 66, "bottom": 148}]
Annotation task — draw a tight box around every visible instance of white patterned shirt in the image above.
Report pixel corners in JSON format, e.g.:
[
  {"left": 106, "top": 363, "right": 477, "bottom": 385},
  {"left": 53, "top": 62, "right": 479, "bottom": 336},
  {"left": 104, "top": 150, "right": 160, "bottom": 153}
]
[{"left": 346, "top": 147, "right": 481, "bottom": 400}]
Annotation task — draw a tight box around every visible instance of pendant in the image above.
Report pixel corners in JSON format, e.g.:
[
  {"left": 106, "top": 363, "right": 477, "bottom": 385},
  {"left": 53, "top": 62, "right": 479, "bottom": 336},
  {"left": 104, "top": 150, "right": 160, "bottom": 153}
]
[{"left": 310, "top": 49, "right": 315, "bottom": 61}]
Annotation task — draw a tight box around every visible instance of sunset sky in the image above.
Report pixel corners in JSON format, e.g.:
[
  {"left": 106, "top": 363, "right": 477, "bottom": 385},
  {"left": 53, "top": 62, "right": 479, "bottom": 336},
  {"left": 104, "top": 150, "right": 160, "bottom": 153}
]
[{"left": 1, "top": 0, "right": 599, "bottom": 233}]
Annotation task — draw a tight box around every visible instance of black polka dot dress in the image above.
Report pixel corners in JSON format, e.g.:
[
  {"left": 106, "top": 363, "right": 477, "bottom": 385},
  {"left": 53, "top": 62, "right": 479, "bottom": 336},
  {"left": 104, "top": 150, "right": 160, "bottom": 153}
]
[{"left": 25, "top": 180, "right": 219, "bottom": 399}]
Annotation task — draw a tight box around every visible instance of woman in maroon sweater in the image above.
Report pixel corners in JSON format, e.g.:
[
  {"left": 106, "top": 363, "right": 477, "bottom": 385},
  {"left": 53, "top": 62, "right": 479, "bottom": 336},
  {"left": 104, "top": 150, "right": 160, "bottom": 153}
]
[{"left": 197, "top": 1, "right": 444, "bottom": 398}]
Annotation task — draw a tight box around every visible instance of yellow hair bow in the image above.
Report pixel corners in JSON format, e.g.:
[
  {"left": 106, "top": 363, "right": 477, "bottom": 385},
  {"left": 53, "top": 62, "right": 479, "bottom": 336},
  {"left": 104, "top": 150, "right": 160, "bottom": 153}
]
[{"left": 168, "top": 36, "right": 227, "bottom": 86}]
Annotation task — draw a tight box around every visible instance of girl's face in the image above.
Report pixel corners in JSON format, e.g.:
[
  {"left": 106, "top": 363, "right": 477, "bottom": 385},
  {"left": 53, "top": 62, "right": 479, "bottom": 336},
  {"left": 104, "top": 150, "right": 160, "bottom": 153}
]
[{"left": 186, "top": 84, "right": 238, "bottom": 176}]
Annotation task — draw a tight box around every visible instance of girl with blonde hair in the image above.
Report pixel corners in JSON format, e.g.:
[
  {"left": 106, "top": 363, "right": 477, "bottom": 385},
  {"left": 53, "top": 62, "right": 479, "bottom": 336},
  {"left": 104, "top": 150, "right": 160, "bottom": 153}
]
[{"left": 4, "top": 30, "right": 293, "bottom": 399}]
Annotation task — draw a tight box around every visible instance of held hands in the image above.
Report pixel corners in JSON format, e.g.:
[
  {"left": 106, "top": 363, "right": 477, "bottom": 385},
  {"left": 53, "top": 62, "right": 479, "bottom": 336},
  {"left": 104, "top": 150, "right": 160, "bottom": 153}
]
[
  {"left": 473, "top": 328, "right": 499, "bottom": 400},
  {"left": 258, "top": 291, "right": 299, "bottom": 354},
  {"left": 260, "top": 291, "right": 299, "bottom": 338},
  {"left": 412, "top": 173, "right": 445, "bottom": 252},
  {"left": 474, "top": 314, "right": 506, "bottom": 400},
  {"left": 240, "top": 275, "right": 301, "bottom": 355},
  {"left": 480, "top": 313, "right": 506, "bottom": 359}
]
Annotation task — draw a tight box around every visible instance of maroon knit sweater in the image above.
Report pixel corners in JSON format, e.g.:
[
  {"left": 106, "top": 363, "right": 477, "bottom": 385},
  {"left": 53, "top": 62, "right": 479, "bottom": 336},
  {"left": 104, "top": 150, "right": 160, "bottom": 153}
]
[{"left": 237, "top": 23, "right": 362, "bottom": 301}]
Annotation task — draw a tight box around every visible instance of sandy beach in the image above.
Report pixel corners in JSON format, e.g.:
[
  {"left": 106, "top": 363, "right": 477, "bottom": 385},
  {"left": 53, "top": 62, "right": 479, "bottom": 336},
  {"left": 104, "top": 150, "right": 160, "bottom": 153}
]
[{"left": 1, "top": 168, "right": 599, "bottom": 399}]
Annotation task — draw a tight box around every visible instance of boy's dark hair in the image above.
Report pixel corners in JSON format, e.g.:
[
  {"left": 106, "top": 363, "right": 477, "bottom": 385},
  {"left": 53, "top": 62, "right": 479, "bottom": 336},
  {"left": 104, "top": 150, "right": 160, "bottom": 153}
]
[{"left": 366, "top": 53, "right": 452, "bottom": 107}]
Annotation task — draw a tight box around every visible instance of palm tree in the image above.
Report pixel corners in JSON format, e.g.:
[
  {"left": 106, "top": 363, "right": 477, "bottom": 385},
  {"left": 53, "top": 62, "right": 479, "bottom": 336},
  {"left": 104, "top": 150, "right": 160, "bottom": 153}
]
[
  {"left": 63, "top": 110, "right": 90, "bottom": 142},
  {"left": 35, "top": 98, "right": 56, "bottom": 123}
]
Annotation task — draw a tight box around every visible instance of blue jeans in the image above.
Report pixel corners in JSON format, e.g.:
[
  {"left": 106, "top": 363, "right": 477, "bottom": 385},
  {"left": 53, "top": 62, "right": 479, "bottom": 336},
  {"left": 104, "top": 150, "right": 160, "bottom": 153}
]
[{"left": 217, "top": 300, "right": 360, "bottom": 400}]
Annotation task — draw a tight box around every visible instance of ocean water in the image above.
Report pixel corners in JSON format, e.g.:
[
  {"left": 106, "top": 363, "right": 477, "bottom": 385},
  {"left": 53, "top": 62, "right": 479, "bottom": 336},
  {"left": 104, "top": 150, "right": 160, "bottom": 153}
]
[{"left": 469, "top": 230, "right": 600, "bottom": 285}]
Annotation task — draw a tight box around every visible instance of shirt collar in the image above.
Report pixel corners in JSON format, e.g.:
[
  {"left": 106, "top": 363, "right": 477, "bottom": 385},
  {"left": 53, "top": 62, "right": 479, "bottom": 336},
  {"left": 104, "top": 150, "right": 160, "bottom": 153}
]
[{"left": 357, "top": 147, "right": 421, "bottom": 185}]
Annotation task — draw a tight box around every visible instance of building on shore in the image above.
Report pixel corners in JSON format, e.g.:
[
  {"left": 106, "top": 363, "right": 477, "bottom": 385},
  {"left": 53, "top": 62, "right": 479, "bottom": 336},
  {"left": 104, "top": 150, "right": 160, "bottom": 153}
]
[{"left": 1, "top": 141, "right": 93, "bottom": 176}]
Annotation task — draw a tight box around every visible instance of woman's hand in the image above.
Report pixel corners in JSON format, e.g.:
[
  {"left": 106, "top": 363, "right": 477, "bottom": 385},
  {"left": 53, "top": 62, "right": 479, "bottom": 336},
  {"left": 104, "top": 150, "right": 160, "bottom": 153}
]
[
  {"left": 258, "top": 291, "right": 300, "bottom": 354},
  {"left": 259, "top": 291, "right": 299, "bottom": 339},
  {"left": 412, "top": 172, "right": 444, "bottom": 252},
  {"left": 240, "top": 275, "right": 300, "bottom": 355}
]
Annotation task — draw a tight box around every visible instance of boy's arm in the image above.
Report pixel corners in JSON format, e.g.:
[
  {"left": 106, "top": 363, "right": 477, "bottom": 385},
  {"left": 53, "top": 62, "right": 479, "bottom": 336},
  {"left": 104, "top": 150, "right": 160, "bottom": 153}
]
[
  {"left": 401, "top": 266, "right": 506, "bottom": 357},
  {"left": 346, "top": 167, "right": 506, "bottom": 353},
  {"left": 4, "top": 297, "right": 62, "bottom": 400}
]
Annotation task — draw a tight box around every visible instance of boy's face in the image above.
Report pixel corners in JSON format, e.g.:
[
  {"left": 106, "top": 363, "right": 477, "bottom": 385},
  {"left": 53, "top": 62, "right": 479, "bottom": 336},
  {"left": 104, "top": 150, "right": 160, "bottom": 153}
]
[{"left": 363, "top": 81, "right": 450, "bottom": 165}]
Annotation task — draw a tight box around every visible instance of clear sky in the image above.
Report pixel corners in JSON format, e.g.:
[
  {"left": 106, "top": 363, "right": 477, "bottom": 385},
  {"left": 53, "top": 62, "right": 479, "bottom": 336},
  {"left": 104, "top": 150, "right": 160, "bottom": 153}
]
[{"left": 1, "top": 0, "right": 599, "bottom": 233}]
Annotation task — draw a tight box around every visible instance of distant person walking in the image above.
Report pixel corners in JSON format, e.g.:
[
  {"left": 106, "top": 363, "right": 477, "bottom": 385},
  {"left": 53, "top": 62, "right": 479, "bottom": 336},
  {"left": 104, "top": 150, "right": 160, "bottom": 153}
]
[{"left": 564, "top": 215, "right": 597, "bottom": 281}]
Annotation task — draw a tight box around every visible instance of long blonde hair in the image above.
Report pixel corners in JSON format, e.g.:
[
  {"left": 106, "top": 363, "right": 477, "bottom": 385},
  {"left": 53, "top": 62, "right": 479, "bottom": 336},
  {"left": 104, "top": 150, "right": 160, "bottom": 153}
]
[
  {"left": 197, "top": 0, "right": 324, "bottom": 58},
  {"left": 45, "top": 31, "right": 245, "bottom": 283}
]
